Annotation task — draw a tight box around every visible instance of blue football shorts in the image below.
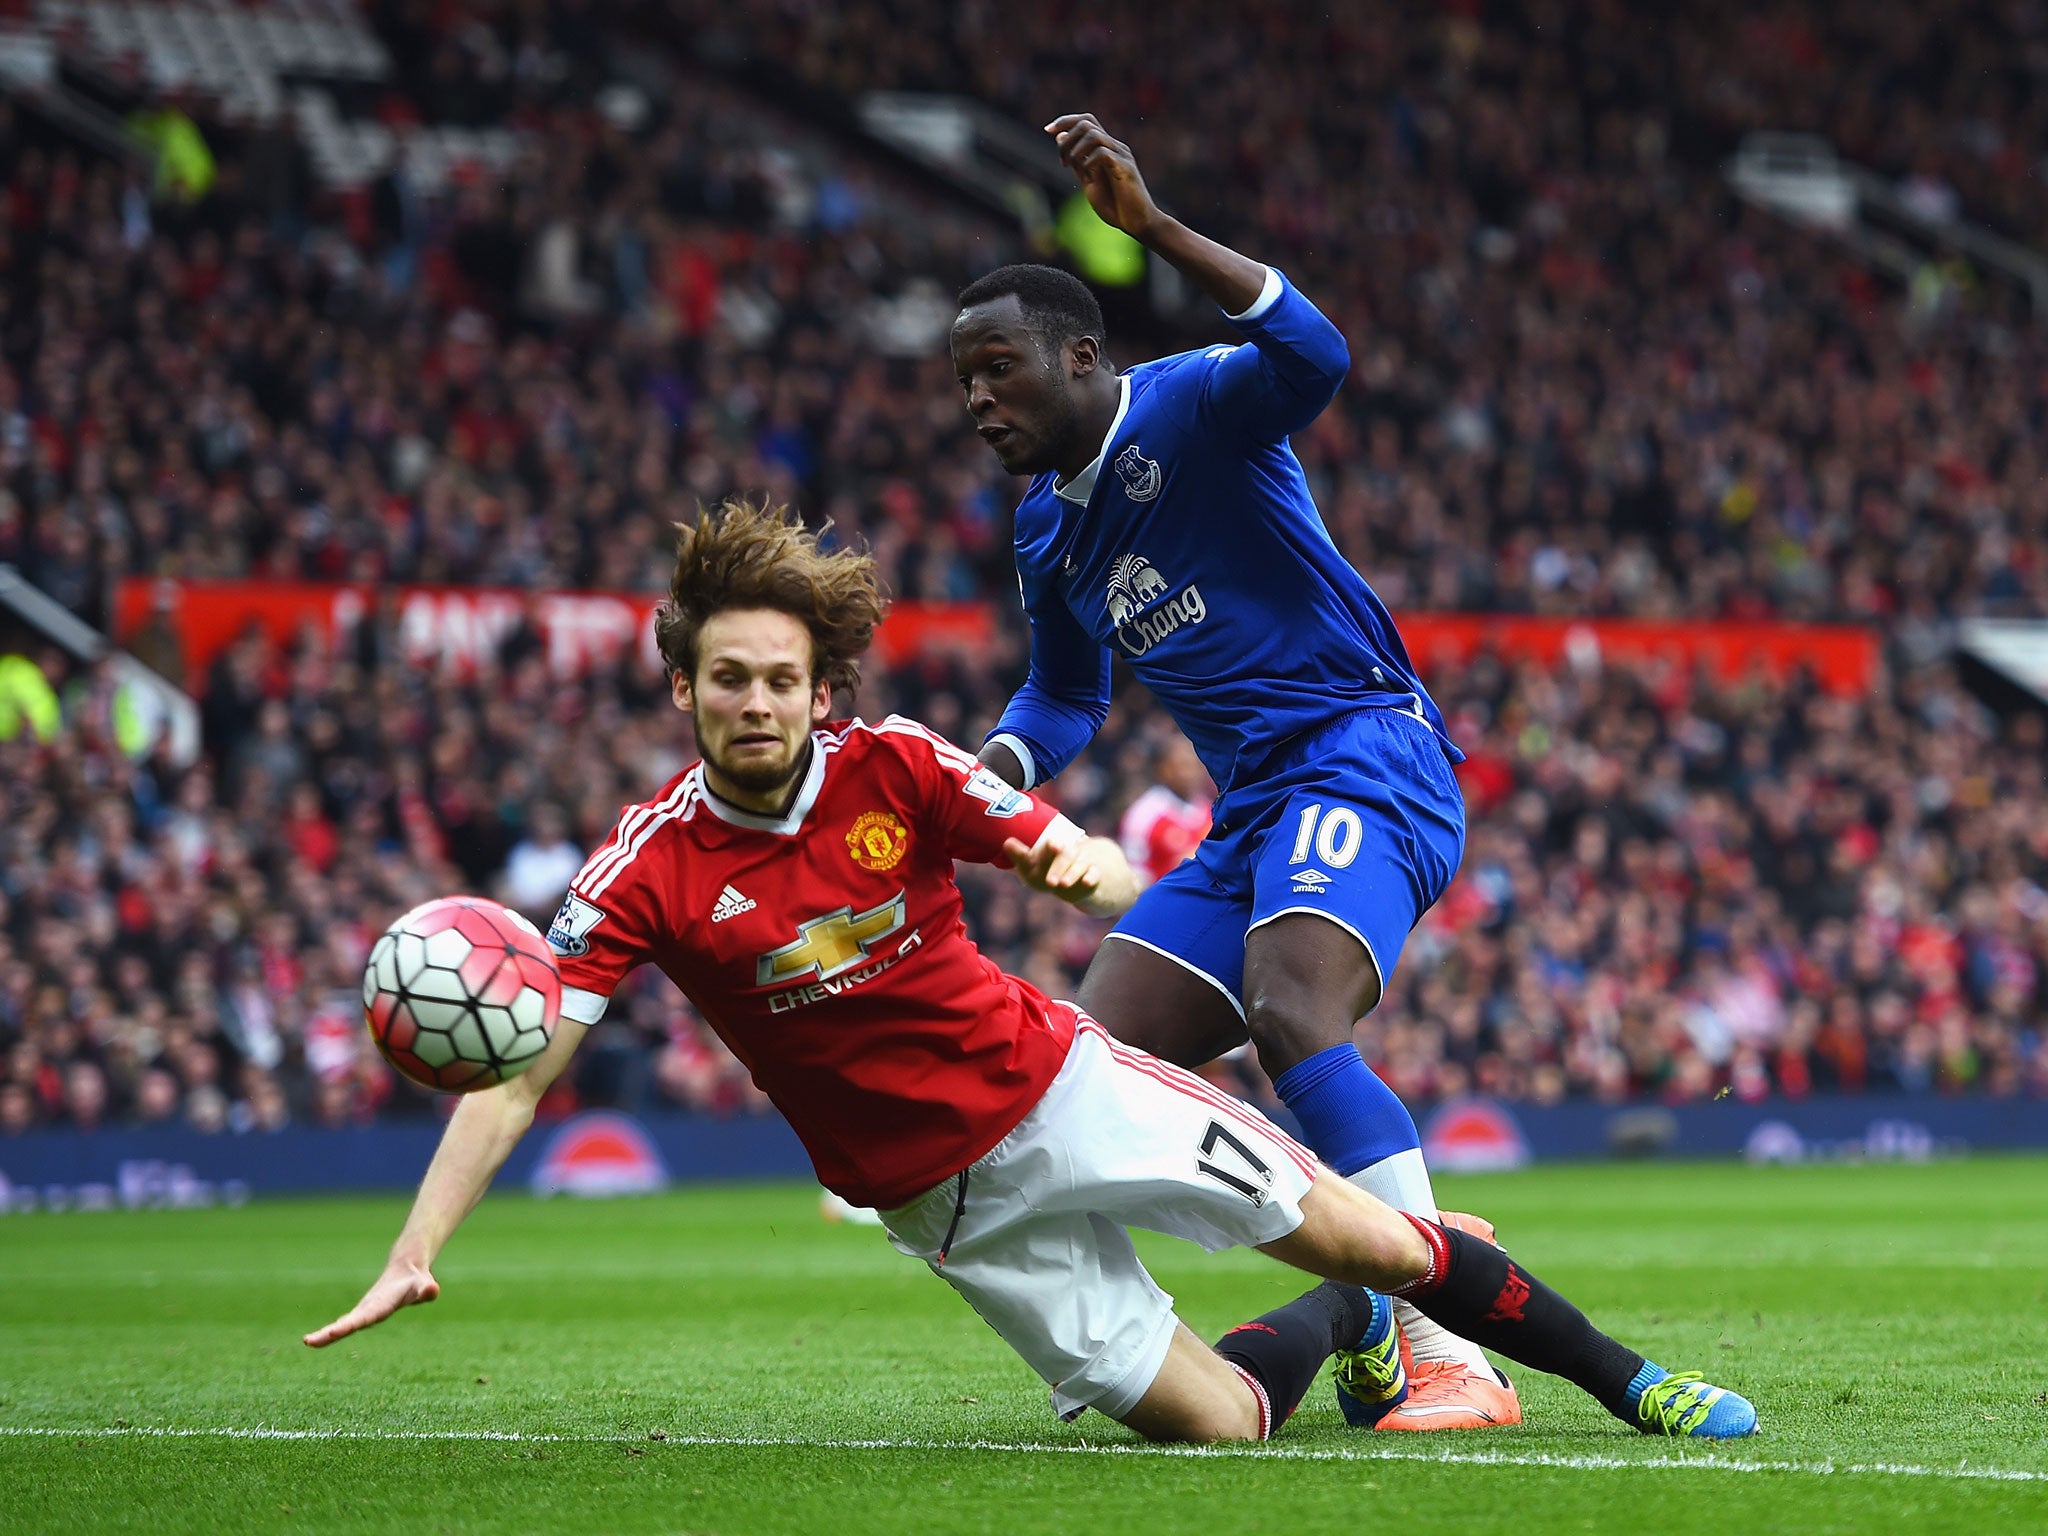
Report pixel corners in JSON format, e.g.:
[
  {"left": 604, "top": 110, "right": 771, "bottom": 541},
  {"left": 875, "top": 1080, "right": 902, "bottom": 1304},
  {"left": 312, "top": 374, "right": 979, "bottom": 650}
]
[{"left": 1107, "top": 704, "right": 1467, "bottom": 1010}]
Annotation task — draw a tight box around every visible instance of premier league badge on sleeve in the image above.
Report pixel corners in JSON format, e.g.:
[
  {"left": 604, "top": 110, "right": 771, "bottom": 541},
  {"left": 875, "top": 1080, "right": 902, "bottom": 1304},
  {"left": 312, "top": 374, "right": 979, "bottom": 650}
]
[
  {"left": 963, "top": 765, "right": 1030, "bottom": 818},
  {"left": 546, "top": 892, "right": 607, "bottom": 957}
]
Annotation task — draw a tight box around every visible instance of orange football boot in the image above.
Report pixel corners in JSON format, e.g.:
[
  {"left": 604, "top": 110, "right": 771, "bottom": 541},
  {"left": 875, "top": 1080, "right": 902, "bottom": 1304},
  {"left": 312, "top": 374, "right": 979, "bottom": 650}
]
[
  {"left": 1378, "top": 1209, "right": 1518, "bottom": 1429},
  {"left": 1374, "top": 1360, "right": 1522, "bottom": 1430},
  {"left": 1437, "top": 1209, "right": 1499, "bottom": 1245}
]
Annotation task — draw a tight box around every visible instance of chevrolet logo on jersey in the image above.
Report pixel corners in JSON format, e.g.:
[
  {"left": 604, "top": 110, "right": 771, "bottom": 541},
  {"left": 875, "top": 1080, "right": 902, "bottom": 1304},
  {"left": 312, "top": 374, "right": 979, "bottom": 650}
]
[{"left": 755, "top": 893, "right": 908, "bottom": 986}]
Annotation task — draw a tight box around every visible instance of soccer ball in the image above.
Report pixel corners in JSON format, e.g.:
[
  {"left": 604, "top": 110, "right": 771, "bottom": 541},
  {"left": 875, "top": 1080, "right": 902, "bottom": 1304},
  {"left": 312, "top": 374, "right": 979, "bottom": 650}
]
[{"left": 363, "top": 897, "right": 561, "bottom": 1092}]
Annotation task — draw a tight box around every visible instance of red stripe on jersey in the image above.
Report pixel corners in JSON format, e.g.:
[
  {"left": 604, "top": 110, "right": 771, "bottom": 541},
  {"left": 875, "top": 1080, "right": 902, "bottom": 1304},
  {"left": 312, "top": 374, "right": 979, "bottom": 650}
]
[
  {"left": 584, "top": 783, "right": 702, "bottom": 898},
  {"left": 1116, "top": 1051, "right": 1321, "bottom": 1184},
  {"left": 1072, "top": 1012, "right": 1320, "bottom": 1182},
  {"left": 576, "top": 778, "right": 694, "bottom": 895},
  {"left": 863, "top": 715, "right": 985, "bottom": 777},
  {"left": 574, "top": 802, "right": 651, "bottom": 891},
  {"left": 1097, "top": 1037, "right": 1320, "bottom": 1183},
  {"left": 1081, "top": 1015, "right": 1318, "bottom": 1171}
]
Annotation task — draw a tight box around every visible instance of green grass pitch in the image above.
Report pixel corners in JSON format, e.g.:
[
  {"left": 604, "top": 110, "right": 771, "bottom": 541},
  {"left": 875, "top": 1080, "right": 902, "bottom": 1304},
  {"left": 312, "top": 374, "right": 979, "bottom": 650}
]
[{"left": 2, "top": 1157, "right": 2045, "bottom": 1535}]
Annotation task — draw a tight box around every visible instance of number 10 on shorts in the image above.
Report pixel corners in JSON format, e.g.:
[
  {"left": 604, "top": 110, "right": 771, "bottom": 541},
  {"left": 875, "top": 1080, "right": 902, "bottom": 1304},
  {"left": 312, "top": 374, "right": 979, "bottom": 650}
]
[
  {"left": 1288, "top": 803, "right": 1363, "bottom": 867},
  {"left": 1197, "top": 1119, "right": 1273, "bottom": 1206}
]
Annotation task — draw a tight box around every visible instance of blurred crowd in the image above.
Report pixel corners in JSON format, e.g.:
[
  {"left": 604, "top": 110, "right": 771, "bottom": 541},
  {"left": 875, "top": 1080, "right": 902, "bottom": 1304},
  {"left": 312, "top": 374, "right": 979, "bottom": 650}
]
[
  {"left": 0, "top": 69, "right": 1012, "bottom": 630},
  {"left": 3, "top": 0, "right": 2047, "bottom": 1136},
  {"left": 7, "top": 622, "right": 2046, "bottom": 1138},
  {"left": 11, "top": 4, "right": 2048, "bottom": 639},
  {"left": 700, "top": 0, "right": 2048, "bottom": 623},
  {"left": 1367, "top": 655, "right": 2048, "bottom": 1107}
]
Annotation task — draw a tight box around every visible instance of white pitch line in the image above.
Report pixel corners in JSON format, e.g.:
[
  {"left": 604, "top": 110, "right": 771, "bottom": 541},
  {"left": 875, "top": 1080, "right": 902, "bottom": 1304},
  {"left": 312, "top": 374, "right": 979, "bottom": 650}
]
[{"left": 1, "top": 1426, "right": 2044, "bottom": 1485}]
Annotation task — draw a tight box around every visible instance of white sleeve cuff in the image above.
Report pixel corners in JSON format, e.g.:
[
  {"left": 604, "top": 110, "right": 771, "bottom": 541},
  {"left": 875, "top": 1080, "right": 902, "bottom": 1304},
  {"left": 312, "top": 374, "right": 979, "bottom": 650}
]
[
  {"left": 1031, "top": 812, "right": 1086, "bottom": 856},
  {"left": 1223, "top": 266, "right": 1283, "bottom": 324},
  {"left": 985, "top": 733, "right": 1039, "bottom": 791},
  {"left": 559, "top": 986, "right": 610, "bottom": 1026}
]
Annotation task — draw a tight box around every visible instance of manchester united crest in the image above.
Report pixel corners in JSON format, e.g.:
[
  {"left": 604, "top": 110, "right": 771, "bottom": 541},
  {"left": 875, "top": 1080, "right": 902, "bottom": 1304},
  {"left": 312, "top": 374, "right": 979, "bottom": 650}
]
[{"left": 845, "top": 810, "right": 910, "bottom": 872}]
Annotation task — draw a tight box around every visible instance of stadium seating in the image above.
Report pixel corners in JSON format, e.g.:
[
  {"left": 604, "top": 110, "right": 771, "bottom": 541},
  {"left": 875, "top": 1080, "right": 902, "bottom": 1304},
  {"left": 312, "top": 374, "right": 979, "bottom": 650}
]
[{"left": 2, "top": 1, "right": 2045, "bottom": 1134}]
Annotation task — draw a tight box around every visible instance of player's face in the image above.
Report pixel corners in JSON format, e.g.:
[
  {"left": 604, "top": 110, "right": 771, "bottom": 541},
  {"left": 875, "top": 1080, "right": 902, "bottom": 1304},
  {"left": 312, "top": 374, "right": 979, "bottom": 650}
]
[
  {"left": 951, "top": 297, "right": 1085, "bottom": 476},
  {"left": 677, "top": 608, "right": 831, "bottom": 808}
]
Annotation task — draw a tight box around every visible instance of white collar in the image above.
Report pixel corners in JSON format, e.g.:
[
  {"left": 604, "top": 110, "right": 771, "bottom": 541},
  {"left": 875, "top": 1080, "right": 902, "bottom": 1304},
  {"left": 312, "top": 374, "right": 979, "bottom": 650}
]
[
  {"left": 692, "top": 734, "right": 829, "bottom": 835},
  {"left": 1053, "top": 373, "right": 1132, "bottom": 506}
]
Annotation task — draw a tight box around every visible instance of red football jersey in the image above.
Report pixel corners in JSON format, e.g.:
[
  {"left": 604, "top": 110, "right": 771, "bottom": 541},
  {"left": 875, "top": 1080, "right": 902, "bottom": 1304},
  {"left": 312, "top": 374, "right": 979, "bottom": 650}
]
[
  {"left": 1117, "top": 784, "right": 1212, "bottom": 886},
  {"left": 547, "top": 716, "right": 1072, "bottom": 1209}
]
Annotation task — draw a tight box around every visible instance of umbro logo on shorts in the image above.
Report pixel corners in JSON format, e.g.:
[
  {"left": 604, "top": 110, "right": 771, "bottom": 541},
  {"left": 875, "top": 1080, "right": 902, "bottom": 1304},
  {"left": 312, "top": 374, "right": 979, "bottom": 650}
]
[
  {"left": 1290, "top": 868, "right": 1333, "bottom": 894},
  {"left": 711, "top": 884, "right": 757, "bottom": 923}
]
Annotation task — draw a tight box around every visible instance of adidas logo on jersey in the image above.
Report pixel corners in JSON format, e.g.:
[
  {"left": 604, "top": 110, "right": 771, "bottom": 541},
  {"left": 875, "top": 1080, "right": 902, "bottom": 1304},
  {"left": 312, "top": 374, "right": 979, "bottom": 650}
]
[
  {"left": 711, "top": 885, "right": 757, "bottom": 923},
  {"left": 1290, "top": 868, "right": 1333, "bottom": 894}
]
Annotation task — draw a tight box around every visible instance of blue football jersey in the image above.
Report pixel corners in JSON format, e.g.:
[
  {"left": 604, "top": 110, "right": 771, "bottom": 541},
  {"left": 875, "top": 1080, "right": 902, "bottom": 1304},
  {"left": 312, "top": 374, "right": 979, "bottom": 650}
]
[{"left": 987, "top": 271, "right": 1459, "bottom": 799}]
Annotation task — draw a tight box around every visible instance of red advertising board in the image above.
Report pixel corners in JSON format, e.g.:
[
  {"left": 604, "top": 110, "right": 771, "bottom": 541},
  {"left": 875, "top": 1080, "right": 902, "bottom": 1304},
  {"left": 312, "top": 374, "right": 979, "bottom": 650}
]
[
  {"left": 114, "top": 580, "right": 1879, "bottom": 698},
  {"left": 112, "top": 579, "right": 995, "bottom": 690},
  {"left": 1393, "top": 613, "right": 1879, "bottom": 696}
]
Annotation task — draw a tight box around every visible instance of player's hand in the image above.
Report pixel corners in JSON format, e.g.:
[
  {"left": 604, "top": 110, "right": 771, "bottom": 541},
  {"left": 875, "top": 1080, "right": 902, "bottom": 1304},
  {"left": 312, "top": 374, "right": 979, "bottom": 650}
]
[
  {"left": 1045, "top": 113, "right": 1161, "bottom": 239},
  {"left": 1004, "top": 832, "right": 1139, "bottom": 918},
  {"left": 303, "top": 1260, "right": 440, "bottom": 1348},
  {"left": 1004, "top": 831, "right": 1106, "bottom": 903}
]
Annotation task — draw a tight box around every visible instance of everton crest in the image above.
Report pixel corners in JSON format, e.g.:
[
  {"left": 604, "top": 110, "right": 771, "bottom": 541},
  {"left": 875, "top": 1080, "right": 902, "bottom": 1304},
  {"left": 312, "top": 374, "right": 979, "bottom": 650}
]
[{"left": 1113, "top": 444, "right": 1162, "bottom": 501}]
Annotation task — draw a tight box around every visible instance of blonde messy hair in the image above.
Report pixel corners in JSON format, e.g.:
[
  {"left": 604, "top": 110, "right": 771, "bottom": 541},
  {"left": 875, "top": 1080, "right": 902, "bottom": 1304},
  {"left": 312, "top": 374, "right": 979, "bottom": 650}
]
[{"left": 653, "top": 498, "right": 888, "bottom": 697}]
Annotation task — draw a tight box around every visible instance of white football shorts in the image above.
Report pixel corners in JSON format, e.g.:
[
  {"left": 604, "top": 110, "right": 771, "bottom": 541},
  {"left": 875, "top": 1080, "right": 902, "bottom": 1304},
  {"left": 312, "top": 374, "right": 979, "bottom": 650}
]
[{"left": 881, "top": 1006, "right": 1321, "bottom": 1423}]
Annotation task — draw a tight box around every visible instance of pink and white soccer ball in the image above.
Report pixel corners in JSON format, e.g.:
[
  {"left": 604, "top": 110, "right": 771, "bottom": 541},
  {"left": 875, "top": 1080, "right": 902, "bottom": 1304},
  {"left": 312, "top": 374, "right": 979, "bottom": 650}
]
[{"left": 362, "top": 897, "right": 561, "bottom": 1092}]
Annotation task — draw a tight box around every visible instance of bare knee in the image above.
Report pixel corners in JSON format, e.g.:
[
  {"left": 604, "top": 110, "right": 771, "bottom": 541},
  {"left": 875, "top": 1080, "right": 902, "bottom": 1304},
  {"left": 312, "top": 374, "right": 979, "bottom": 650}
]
[
  {"left": 1242, "top": 916, "right": 1383, "bottom": 1078},
  {"left": 1244, "top": 979, "right": 1362, "bottom": 1079}
]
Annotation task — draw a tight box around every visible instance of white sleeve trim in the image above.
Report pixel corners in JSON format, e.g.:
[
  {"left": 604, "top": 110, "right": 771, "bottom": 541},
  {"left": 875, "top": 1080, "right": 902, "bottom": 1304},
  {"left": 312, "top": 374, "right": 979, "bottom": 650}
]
[
  {"left": 559, "top": 986, "right": 611, "bottom": 1026},
  {"left": 985, "top": 733, "right": 1039, "bottom": 791},
  {"left": 1223, "top": 265, "right": 1283, "bottom": 324},
  {"left": 1031, "top": 812, "right": 1085, "bottom": 856}
]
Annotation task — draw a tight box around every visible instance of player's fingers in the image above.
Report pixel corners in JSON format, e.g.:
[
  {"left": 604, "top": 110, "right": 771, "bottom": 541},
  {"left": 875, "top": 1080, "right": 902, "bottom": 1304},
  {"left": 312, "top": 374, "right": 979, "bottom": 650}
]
[
  {"left": 303, "top": 1308, "right": 369, "bottom": 1348},
  {"left": 1003, "top": 837, "right": 1055, "bottom": 885},
  {"left": 1078, "top": 153, "right": 1133, "bottom": 189},
  {"left": 1043, "top": 112, "right": 1099, "bottom": 136},
  {"left": 1054, "top": 124, "right": 1109, "bottom": 162},
  {"left": 1062, "top": 127, "right": 1112, "bottom": 162},
  {"left": 304, "top": 1266, "right": 438, "bottom": 1347},
  {"left": 1073, "top": 137, "right": 1135, "bottom": 178},
  {"left": 999, "top": 843, "right": 1048, "bottom": 876},
  {"left": 1046, "top": 850, "right": 1098, "bottom": 890},
  {"left": 1056, "top": 865, "right": 1099, "bottom": 894}
]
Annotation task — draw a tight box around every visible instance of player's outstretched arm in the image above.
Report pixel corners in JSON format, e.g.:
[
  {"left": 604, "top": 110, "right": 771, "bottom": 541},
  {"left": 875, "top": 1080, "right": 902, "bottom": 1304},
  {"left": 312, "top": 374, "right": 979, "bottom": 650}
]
[
  {"left": 302, "top": 1018, "right": 588, "bottom": 1347},
  {"left": 1003, "top": 817, "right": 1139, "bottom": 919},
  {"left": 1047, "top": 112, "right": 1348, "bottom": 439},
  {"left": 1046, "top": 112, "right": 1265, "bottom": 314}
]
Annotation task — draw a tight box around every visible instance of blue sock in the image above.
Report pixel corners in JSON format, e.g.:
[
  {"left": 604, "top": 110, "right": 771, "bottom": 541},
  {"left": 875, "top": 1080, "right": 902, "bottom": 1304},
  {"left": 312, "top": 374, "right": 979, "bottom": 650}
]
[
  {"left": 1270, "top": 1043, "right": 1418, "bottom": 1177},
  {"left": 1622, "top": 1358, "right": 1758, "bottom": 1437},
  {"left": 1624, "top": 1360, "right": 1667, "bottom": 1407}
]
